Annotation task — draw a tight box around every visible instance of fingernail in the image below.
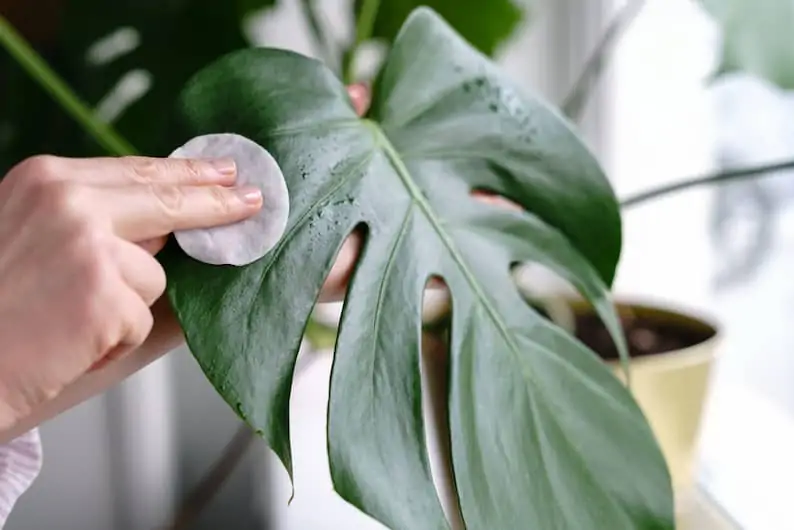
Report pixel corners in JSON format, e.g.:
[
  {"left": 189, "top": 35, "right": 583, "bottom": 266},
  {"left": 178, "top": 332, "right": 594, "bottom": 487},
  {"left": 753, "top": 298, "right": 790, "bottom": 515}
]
[
  {"left": 208, "top": 157, "right": 237, "bottom": 175},
  {"left": 235, "top": 185, "right": 262, "bottom": 205}
]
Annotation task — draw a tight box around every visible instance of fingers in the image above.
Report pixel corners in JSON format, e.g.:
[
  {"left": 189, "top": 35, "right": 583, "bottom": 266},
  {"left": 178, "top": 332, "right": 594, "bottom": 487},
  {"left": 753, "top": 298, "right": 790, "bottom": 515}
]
[
  {"left": 104, "top": 183, "right": 263, "bottom": 242},
  {"left": 4, "top": 297, "right": 183, "bottom": 444},
  {"left": 84, "top": 272, "right": 154, "bottom": 370},
  {"left": 98, "top": 287, "right": 154, "bottom": 369},
  {"left": 112, "top": 240, "right": 167, "bottom": 306},
  {"left": 55, "top": 156, "right": 239, "bottom": 186},
  {"left": 14, "top": 154, "right": 264, "bottom": 243},
  {"left": 137, "top": 236, "right": 168, "bottom": 255}
]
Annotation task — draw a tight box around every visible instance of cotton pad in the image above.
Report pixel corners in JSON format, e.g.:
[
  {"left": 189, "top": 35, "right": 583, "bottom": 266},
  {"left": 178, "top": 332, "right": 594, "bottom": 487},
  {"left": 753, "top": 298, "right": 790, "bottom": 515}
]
[{"left": 169, "top": 133, "right": 290, "bottom": 266}]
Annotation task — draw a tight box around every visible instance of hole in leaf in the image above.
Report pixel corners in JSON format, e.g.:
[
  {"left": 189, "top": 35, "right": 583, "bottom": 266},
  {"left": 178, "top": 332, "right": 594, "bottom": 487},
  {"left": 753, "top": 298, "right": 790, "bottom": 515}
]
[
  {"left": 511, "top": 262, "right": 628, "bottom": 364},
  {"left": 285, "top": 224, "right": 370, "bottom": 506},
  {"left": 511, "top": 261, "right": 580, "bottom": 331},
  {"left": 468, "top": 187, "right": 524, "bottom": 213},
  {"left": 420, "top": 277, "right": 464, "bottom": 529},
  {"left": 305, "top": 223, "right": 368, "bottom": 352}
]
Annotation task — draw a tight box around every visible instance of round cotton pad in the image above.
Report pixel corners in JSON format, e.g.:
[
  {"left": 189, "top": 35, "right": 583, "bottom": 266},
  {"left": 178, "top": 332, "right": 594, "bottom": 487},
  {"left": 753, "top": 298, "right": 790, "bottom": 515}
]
[{"left": 169, "top": 133, "right": 290, "bottom": 266}]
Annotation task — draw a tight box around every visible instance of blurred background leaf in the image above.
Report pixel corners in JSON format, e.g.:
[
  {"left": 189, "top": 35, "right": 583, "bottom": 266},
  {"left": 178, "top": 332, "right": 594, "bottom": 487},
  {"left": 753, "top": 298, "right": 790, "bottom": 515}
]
[
  {"left": 0, "top": 0, "right": 275, "bottom": 172},
  {"left": 352, "top": 0, "right": 526, "bottom": 57},
  {"left": 701, "top": 0, "right": 794, "bottom": 89}
]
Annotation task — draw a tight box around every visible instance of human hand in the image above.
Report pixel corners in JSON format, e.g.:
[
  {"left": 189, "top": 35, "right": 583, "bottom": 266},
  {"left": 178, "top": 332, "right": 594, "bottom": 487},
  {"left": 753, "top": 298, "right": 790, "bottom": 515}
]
[{"left": 0, "top": 153, "right": 262, "bottom": 431}]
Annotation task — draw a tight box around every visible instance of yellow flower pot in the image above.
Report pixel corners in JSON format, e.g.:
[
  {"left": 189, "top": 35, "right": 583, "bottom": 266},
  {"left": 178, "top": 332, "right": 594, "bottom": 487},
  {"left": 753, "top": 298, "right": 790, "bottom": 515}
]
[{"left": 566, "top": 298, "right": 719, "bottom": 492}]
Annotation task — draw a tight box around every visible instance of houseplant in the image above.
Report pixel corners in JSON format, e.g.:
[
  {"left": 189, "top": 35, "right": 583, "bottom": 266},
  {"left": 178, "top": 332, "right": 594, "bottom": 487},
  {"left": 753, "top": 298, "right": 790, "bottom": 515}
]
[
  {"left": 1, "top": 1, "right": 792, "bottom": 529},
  {"left": 2, "top": 3, "right": 673, "bottom": 529}
]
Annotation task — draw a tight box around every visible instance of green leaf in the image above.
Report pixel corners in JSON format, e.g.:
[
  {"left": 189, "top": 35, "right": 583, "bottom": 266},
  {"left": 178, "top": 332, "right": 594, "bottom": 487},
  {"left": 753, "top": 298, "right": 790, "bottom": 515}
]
[
  {"left": 164, "top": 7, "right": 673, "bottom": 530},
  {"left": 353, "top": 0, "right": 526, "bottom": 57},
  {"left": 701, "top": 0, "right": 794, "bottom": 89}
]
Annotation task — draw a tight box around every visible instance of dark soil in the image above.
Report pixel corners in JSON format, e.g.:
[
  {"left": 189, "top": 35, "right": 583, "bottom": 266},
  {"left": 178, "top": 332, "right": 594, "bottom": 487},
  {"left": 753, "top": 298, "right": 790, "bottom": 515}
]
[
  {"left": 529, "top": 302, "right": 715, "bottom": 361},
  {"left": 574, "top": 312, "right": 714, "bottom": 361}
]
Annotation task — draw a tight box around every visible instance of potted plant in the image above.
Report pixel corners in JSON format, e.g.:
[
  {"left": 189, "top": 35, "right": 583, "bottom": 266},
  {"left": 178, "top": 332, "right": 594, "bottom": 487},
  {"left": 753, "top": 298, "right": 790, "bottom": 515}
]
[
  {"left": 519, "top": 291, "right": 720, "bottom": 495},
  {"left": 1, "top": 1, "right": 790, "bottom": 529}
]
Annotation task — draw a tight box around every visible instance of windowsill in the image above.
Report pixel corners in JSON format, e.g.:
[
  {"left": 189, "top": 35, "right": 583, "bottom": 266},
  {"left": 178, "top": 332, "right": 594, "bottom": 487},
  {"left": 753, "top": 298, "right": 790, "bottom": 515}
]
[
  {"left": 678, "top": 489, "right": 739, "bottom": 529},
  {"left": 697, "top": 378, "right": 794, "bottom": 529}
]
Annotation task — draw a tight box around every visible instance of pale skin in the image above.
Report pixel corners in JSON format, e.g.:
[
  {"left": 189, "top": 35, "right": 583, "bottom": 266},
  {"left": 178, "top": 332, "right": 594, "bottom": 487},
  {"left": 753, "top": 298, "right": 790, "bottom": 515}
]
[{"left": 0, "top": 84, "right": 516, "bottom": 443}]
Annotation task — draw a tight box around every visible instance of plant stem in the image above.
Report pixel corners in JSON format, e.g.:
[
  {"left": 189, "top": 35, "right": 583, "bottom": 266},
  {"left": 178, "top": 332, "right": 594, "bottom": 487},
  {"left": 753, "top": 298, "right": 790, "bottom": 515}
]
[
  {"left": 344, "top": 0, "right": 381, "bottom": 84},
  {"left": 620, "top": 158, "right": 794, "bottom": 208},
  {"left": 561, "top": 0, "right": 646, "bottom": 121},
  {"left": 163, "top": 424, "right": 257, "bottom": 530},
  {"left": 298, "top": 0, "right": 339, "bottom": 71},
  {"left": 0, "top": 14, "right": 136, "bottom": 156}
]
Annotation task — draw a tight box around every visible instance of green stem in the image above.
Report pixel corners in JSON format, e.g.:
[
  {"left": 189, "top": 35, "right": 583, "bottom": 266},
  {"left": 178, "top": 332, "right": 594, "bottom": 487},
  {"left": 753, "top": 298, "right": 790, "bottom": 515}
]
[
  {"left": 344, "top": 0, "right": 381, "bottom": 84},
  {"left": 0, "top": 14, "right": 136, "bottom": 156},
  {"left": 298, "top": 0, "right": 339, "bottom": 71},
  {"left": 620, "top": 159, "right": 794, "bottom": 208},
  {"left": 561, "top": 0, "right": 646, "bottom": 121}
]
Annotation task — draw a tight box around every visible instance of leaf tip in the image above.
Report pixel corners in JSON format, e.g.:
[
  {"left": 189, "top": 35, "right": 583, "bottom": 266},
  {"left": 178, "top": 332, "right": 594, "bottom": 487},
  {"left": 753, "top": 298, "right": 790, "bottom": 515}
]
[{"left": 286, "top": 483, "right": 296, "bottom": 505}]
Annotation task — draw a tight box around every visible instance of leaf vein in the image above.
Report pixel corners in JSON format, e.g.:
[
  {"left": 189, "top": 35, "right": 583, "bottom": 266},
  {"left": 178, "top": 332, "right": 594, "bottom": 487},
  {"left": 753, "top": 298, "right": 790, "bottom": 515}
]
[
  {"left": 266, "top": 118, "right": 360, "bottom": 138},
  {"left": 245, "top": 149, "right": 375, "bottom": 335},
  {"left": 381, "top": 76, "right": 486, "bottom": 132},
  {"left": 371, "top": 123, "right": 532, "bottom": 385},
  {"left": 371, "top": 205, "right": 414, "bottom": 346}
]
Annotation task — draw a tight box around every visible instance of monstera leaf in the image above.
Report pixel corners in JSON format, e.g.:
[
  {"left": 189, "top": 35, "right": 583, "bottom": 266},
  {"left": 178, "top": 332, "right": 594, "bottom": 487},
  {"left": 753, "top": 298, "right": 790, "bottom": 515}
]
[
  {"left": 163, "top": 8, "right": 673, "bottom": 530},
  {"left": 701, "top": 0, "right": 794, "bottom": 89},
  {"left": 353, "top": 0, "right": 525, "bottom": 57}
]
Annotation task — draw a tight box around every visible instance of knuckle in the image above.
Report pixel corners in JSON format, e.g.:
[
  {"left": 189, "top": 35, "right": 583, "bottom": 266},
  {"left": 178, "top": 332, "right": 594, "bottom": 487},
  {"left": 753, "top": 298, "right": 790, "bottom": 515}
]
[
  {"left": 91, "top": 318, "right": 120, "bottom": 357},
  {"left": 10, "top": 156, "right": 63, "bottom": 197},
  {"left": 15, "top": 154, "right": 62, "bottom": 182},
  {"left": 78, "top": 294, "right": 115, "bottom": 355},
  {"left": 64, "top": 238, "right": 125, "bottom": 356},
  {"left": 125, "top": 157, "right": 202, "bottom": 184},
  {"left": 172, "top": 158, "right": 203, "bottom": 182},
  {"left": 138, "top": 256, "right": 167, "bottom": 304},
  {"left": 125, "top": 157, "right": 160, "bottom": 183},
  {"left": 32, "top": 180, "right": 86, "bottom": 220},
  {"left": 152, "top": 183, "right": 186, "bottom": 216},
  {"left": 125, "top": 307, "right": 154, "bottom": 347},
  {"left": 150, "top": 266, "right": 167, "bottom": 300},
  {"left": 70, "top": 230, "right": 112, "bottom": 293},
  {"left": 208, "top": 186, "right": 234, "bottom": 216}
]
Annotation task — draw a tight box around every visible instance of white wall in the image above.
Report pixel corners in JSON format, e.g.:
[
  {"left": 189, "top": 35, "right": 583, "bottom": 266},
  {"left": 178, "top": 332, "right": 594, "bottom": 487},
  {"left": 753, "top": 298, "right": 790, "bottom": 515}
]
[{"left": 608, "top": 0, "right": 719, "bottom": 309}]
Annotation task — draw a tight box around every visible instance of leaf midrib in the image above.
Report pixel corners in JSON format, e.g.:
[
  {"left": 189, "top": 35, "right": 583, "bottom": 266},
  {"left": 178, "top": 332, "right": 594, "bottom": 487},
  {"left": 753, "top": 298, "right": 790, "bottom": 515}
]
[
  {"left": 367, "top": 120, "right": 532, "bottom": 384},
  {"left": 245, "top": 149, "right": 375, "bottom": 353}
]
